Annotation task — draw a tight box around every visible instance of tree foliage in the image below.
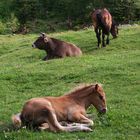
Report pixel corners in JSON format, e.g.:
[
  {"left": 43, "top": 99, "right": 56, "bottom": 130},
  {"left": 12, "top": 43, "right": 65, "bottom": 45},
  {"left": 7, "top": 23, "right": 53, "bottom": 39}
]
[{"left": 0, "top": 0, "right": 139, "bottom": 31}]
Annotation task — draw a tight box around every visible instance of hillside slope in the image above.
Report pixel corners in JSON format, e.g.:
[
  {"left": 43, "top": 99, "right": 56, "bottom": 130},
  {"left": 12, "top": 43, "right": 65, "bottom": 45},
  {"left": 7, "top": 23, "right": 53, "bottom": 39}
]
[{"left": 0, "top": 26, "right": 140, "bottom": 140}]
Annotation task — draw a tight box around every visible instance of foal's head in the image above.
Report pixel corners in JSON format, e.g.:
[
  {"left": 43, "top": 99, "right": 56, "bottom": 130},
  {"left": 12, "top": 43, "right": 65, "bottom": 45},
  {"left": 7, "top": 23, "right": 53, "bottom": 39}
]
[{"left": 91, "top": 84, "right": 107, "bottom": 114}]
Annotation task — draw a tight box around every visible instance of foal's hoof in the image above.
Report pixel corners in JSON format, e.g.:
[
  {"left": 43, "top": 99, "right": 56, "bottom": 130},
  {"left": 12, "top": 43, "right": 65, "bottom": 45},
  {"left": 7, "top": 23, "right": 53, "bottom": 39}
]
[
  {"left": 81, "top": 126, "right": 93, "bottom": 132},
  {"left": 83, "top": 127, "right": 93, "bottom": 132},
  {"left": 39, "top": 123, "right": 49, "bottom": 131}
]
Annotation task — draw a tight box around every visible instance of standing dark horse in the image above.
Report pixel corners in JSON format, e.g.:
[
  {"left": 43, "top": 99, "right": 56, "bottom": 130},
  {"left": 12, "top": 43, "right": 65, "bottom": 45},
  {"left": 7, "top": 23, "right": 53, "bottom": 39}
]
[{"left": 91, "top": 8, "right": 118, "bottom": 47}]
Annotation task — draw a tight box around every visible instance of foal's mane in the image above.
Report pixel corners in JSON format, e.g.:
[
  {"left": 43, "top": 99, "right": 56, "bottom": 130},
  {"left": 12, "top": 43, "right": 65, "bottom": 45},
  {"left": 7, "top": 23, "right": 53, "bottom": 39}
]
[{"left": 65, "top": 83, "right": 102, "bottom": 96}]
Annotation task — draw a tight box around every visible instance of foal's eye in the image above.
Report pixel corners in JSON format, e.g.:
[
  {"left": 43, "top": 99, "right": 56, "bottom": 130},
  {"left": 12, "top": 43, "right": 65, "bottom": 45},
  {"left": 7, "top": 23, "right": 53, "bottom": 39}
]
[{"left": 99, "top": 95, "right": 103, "bottom": 100}]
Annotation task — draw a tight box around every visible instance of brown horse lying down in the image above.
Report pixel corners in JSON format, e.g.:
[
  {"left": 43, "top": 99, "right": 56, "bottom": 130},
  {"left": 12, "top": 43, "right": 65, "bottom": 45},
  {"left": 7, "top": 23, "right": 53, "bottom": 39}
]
[
  {"left": 12, "top": 83, "right": 107, "bottom": 132},
  {"left": 32, "top": 33, "right": 82, "bottom": 60},
  {"left": 91, "top": 8, "right": 118, "bottom": 47}
]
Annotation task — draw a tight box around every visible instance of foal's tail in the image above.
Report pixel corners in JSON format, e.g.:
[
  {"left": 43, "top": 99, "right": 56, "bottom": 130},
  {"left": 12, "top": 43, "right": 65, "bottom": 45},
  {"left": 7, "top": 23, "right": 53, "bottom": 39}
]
[{"left": 11, "top": 113, "right": 22, "bottom": 128}]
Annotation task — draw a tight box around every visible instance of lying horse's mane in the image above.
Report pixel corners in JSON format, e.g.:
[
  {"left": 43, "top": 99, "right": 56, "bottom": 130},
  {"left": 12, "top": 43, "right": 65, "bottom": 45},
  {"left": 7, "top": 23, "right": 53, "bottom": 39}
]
[{"left": 65, "top": 83, "right": 102, "bottom": 96}]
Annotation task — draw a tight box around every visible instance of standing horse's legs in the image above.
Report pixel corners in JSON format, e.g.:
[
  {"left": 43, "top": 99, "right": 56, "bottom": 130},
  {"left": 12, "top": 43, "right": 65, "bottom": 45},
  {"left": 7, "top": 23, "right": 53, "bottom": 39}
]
[
  {"left": 99, "top": 29, "right": 101, "bottom": 46},
  {"left": 42, "top": 55, "right": 51, "bottom": 61},
  {"left": 106, "top": 34, "right": 110, "bottom": 45},
  {"left": 95, "top": 28, "right": 101, "bottom": 47},
  {"left": 102, "top": 32, "right": 106, "bottom": 47}
]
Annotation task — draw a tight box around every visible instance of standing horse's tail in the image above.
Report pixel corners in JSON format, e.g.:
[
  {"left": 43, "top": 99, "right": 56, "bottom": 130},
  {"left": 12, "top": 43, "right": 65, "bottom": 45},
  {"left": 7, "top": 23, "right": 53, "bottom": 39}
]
[
  {"left": 11, "top": 113, "right": 22, "bottom": 128},
  {"left": 96, "top": 13, "right": 110, "bottom": 34}
]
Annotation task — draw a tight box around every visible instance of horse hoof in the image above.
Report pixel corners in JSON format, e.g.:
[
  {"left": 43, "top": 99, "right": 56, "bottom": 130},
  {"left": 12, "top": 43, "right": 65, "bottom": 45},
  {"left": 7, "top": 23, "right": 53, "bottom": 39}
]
[{"left": 84, "top": 128, "right": 93, "bottom": 132}]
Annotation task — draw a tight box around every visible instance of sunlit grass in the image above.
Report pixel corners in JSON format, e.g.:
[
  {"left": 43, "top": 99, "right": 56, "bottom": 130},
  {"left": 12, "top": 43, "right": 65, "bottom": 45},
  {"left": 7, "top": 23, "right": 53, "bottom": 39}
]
[{"left": 0, "top": 26, "right": 140, "bottom": 140}]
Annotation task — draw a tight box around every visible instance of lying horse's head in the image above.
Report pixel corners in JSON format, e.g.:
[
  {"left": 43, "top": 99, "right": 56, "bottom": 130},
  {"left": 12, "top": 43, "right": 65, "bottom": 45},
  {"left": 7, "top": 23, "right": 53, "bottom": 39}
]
[
  {"left": 91, "top": 84, "right": 107, "bottom": 114},
  {"left": 32, "top": 33, "right": 49, "bottom": 50},
  {"left": 110, "top": 19, "right": 118, "bottom": 38}
]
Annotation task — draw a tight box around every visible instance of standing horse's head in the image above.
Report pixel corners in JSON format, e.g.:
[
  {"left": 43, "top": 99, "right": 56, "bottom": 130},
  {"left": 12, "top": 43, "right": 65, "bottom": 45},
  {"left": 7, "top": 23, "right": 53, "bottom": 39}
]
[
  {"left": 110, "top": 19, "right": 118, "bottom": 38},
  {"left": 91, "top": 84, "right": 107, "bottom": 114}
]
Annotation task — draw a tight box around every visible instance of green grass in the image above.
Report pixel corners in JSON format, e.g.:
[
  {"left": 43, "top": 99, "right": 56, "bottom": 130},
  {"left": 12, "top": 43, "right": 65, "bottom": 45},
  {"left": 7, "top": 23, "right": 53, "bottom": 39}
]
[{"left": 0, "top": 26, "right": 140, "bottom": 140}]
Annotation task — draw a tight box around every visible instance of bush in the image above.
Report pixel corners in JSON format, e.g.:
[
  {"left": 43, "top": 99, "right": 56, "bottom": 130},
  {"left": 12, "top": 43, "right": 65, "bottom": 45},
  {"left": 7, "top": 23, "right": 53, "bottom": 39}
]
[
  {"left": 0, "top": 14, "right": 20, "bottom": 34},
  {"left": 26, "top": 19, "right": 68, "bottom": 33},
  {"left": 6, "top": 13, "right": 20, "bottom": 33},
  {"left": 0, "top": 21, "right": 7, "bottom": 34}
]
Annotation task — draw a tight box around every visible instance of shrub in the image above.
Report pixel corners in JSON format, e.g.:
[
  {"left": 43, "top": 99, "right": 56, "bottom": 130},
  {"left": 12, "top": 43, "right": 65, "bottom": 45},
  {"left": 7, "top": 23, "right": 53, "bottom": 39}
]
[
  {"left": 0, "top": 14, "right": 20, "bottom": 34},
  {"left": 0, "top": 21, "right": 7, "bottom": 34},
  {"left": 6, "top": 13, "right": 20, "bottom": 33}
]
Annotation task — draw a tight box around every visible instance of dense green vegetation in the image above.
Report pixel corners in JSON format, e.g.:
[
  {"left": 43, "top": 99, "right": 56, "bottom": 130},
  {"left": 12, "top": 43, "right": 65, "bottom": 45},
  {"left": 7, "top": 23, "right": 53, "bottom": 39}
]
[
  {"left": 0, "top": 0, "right": 140, "bottom": 34},
  {"left": 0, "top": 26, "right": 140, "bottom": 139}
]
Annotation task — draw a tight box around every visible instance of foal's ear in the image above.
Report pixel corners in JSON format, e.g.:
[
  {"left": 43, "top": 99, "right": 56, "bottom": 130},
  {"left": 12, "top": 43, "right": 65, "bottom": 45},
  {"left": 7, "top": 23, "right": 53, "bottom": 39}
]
[{"left": 95, "top": 84, "right": 99, "bottom": 91}]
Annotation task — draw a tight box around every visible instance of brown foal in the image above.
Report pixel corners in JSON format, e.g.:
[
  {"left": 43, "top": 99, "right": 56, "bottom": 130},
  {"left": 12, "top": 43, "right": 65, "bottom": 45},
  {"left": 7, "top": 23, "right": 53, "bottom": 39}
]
[{"left": 12, "top": 83, "right": 107, "bottom": 132}]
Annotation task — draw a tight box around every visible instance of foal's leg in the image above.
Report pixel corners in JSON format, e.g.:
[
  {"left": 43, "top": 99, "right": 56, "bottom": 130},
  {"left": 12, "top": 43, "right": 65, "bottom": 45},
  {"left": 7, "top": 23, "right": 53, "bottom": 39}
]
[
  {"left": 39, "top": 120, "right": 92, "bottom": 132},
  {"left": 78, "top": 114, "right": 94, "bottom": 127},
  {"left": 70, "top": 113, "right": 94, "bottom": 127},
  {"left": 42, "top": 108, "right": 92, "bottom": 132}
]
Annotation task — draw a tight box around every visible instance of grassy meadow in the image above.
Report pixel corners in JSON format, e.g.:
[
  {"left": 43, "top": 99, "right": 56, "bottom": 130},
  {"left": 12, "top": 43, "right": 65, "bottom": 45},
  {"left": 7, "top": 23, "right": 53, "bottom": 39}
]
[{"left": 0, "top": 26, "right": 140, "bottom": 140}]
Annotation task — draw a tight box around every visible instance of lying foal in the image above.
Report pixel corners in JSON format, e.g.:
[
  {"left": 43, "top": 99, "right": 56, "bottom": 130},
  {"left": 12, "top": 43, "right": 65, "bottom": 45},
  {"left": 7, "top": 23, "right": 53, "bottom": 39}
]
[{"left": 12, "top": 83, "right": 107, "bottom": 132}]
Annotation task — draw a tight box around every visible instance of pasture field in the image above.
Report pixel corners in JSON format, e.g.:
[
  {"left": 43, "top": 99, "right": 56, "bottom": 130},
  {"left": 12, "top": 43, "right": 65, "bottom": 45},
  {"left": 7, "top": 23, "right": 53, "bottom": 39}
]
[{"left": 0, "top": 26, "right": 140, "bottom": 140}]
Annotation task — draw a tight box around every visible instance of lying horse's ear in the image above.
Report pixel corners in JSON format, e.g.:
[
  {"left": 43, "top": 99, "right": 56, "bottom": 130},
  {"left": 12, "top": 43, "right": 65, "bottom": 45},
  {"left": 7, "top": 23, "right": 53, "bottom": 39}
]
[
  {"left": 40, "top": 32, "right": 46, "bottom": 37},
  {"left": 44, "top": 36, "right": 49, "bottom": 43},
  {"left": 40, "top": 32, "right": 49, "bottom": 43}
]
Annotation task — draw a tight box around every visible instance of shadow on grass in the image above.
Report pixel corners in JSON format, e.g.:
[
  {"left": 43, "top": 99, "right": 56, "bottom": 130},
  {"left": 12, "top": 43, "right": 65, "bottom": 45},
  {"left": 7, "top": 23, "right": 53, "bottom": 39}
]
[
  {"left": 81, "top": 43, "right": 99, "bottom": 54},
  {"left": 0, "top": 123, "right": 16, "bottom": 133},
  {"left": 0, "top": 123, "right": 40, "bottom": 133}
]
